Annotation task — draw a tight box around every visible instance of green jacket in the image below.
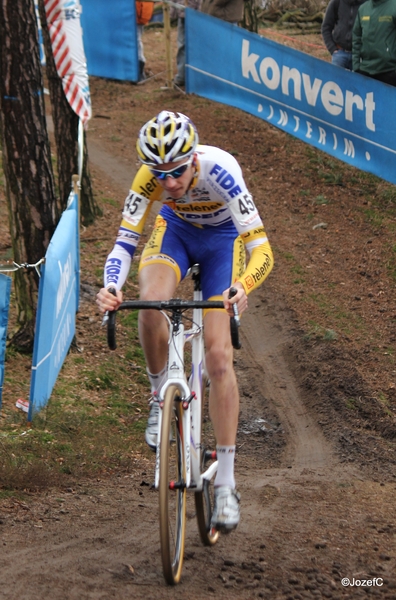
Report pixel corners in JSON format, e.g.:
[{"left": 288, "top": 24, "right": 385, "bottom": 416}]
[{"left": 353, "top": 0, "right": 396, "bottom": 74}]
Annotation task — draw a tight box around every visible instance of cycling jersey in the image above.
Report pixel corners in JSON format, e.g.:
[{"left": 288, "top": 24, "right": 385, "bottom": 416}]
[{"left": 104, "top": 144, "right": 273, "bottom": 295}]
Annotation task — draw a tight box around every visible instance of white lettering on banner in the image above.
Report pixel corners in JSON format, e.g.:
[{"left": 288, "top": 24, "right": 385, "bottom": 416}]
[
  {"left": 54, "top": 312, "right": 72, "bottom": 370},
  {"left": 344, "top": 139, "right": 355, "bottom": 157},
  {"left": 283, "top": 67, "right": 301, "bottom": 98},
  {"left": 260, "top": 58, "right": 280, "bottom": 90},
  {"left": 319, "top": 127, "right": 326, "bottom": 144},
  {"left": 56, "top": 253, "right": 73, "bottom": 318},
  {"left": 265, "top": 102, "right": 357, "bottom": 160},
  {"left": 241, "top": 40, "right": 376, "bottom": 132},
  {"left": 278, "top": 110, "right": 288, "bottom": 126},
  {"left": 302, "top": 74, "right": 322, "bottom": 105}
]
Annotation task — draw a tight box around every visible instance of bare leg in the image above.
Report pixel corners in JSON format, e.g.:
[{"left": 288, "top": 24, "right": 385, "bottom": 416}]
[
  {"left": 139, "top": 264, "right": 178, "bottom": 450},
  {"left": 205, "top": 310, "right": 241, "bottom": 530},
  {"left": 204, "top": 311, "right": 239, "bottom": 446},
  {"left": 138, "top": 264, "right": 178, "bottom": 374}
]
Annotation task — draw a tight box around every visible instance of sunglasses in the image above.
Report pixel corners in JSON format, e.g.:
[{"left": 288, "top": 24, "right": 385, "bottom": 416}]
[{"left": 150, "top": 157, "right": 192, "bottom": 181}]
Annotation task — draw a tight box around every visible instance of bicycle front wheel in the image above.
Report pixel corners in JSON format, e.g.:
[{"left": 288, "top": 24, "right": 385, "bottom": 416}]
[{"left": 159, "top": 385, "right": 187, "bottom": 585}]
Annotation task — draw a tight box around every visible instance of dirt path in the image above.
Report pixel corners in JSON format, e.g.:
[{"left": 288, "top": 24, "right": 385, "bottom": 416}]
[
  {"left": 0, "top": 177, "right": 396, "bottom": 600},
  {"left": 2, "top": 100, "right": 396, "bottom": 598},
  {"left": 2, "top": 276, "right": 395, "bottom": 599}
]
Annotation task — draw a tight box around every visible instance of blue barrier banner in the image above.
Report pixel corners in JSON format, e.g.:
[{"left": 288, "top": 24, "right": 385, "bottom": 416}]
[
  {"left": 29, "top": 192, "right": 79, "bottom": 420},
  {"left": 0, "top": 274, "right": 11, "bottom": 408},
  {"left": 186, "top": 10, "right": 396, "bottom": 186},
  {"left": 80, "top": 0, "right": 138, "bottom": 82}
]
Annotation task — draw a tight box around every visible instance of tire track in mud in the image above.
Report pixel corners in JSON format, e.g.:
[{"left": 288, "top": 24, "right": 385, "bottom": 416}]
[
  {"left": 234, "top": 287, "right": 339, "bottom": 571},
  {"left": 240, "top": 291, "right": 333, "bottom": 474}
]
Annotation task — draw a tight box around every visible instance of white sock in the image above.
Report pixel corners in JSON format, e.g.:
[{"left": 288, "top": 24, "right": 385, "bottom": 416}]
[
  {"left": 147, "top": 366, "right": 167, "bottom": 394},
  {"left": 214, "top": 445, "right": 236, "bottom": 489}
]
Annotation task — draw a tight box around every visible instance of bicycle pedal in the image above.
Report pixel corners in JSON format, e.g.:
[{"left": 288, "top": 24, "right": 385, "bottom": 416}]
[{"left": 204, "top": 450, "right": 217, "bottom": 462}]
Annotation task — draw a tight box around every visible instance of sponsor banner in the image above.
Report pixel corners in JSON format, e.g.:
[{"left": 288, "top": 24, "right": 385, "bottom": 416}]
[
  {"left": 185, "top": 10, "right": 396, "bottom": 186},
  {"left": 44, "top": 0, "right": 92, "bottom": 123},
  {"left": 29, "top": 191, "right": 79, "bottom": 420},
  {"left": 0, "top": 275, "right": 11, "bottom": 408},
  {"left": 80, "top": 0, "right": 139, "bottom": 82}
]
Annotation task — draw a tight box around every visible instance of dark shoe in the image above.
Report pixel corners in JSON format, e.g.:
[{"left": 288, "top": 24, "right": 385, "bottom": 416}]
[
  {"left": 173, "top": 77, "right": 185, "bottom": 87},
  {"left": 138, "top": 60, "right": 147, "bottom": 82}
]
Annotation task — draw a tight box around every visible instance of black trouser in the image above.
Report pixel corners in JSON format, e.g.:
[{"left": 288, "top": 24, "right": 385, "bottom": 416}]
[{"left": 360, "top": 69, "right": 396, "bottom": 87}]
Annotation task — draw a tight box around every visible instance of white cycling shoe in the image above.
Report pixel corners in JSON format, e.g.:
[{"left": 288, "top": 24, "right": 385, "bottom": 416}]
[
  {"left": 145, "top": 398, "right": 159, "bottom": 451},
  {"left": 211, "top": 486, "right": 241, "bottom": 533}
]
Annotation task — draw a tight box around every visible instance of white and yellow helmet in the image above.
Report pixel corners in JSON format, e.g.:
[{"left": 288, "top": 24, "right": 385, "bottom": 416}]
[{"left": 136, "top": 110, "right": 198, "bottom": 165}]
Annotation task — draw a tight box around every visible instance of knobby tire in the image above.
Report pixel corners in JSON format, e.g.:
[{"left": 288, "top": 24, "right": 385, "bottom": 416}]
[{"left": 159, "top": 385, "right": 187, "bottom": 584}]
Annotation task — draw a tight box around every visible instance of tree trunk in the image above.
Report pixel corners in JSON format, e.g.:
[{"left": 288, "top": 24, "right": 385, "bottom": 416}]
[
  {"left": 0, "top": 0, "right": 59, "bottom": 352},
  {"left": 242, "top": 0, "right": 259, "bottom": 33},
  {"left": 37, "top": 0, "right": 101, "bottom": 225}
]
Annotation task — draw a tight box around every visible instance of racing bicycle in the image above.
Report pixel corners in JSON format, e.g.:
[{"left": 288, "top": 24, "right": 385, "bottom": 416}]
[{"left": 106, "top": 265, "right": 241, "bottom": 584}]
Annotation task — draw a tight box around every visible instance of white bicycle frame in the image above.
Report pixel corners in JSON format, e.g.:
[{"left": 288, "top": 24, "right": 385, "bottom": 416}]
[{"left": 154, "top": 284, "right": 218, "bottom": 492}]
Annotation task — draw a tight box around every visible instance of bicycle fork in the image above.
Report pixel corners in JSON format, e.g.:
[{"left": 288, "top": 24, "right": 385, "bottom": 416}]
[
  {"left": 154, "top": 306, "right": 218, "bottom": 492},
  {"left": 154, "top": 322, "right": 191, "bottom": 490}
]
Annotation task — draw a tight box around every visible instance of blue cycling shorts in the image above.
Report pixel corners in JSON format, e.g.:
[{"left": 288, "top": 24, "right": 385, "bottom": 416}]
[{"left": 139, "top": 205, "right": 246, "bottom": 300}]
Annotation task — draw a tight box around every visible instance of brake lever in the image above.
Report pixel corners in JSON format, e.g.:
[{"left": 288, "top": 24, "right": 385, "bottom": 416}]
[
  {"left": 228, "top": 286, "right": 241, "bottom": 350},
  {"left": 102, "top": 287, "right": 117, "bottom": 326},
  {"left": 228, "top": 286, "right": 240, "bottom": 326}
]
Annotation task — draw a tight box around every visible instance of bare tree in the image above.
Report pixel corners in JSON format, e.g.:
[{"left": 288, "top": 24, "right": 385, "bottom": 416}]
[
  {"left": 37, "top": 0, "right": 100, "bottom": 225},
  {"left": 0, "top": 0, "right": 59, "bottom": 351},
  {"left": 242, "top": 0, "right": 260, "bottom": 32}
]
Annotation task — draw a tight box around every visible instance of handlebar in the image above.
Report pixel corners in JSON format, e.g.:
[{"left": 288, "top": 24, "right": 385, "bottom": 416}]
[
  {"left": 106, "top": 287, "right": 118, "bottom": 350},
  {"left": 105, "top": 288, "right": 241, "bottom": 351},
  {"left": 228, "top": 287, "right": 242, "bottom": 350}
]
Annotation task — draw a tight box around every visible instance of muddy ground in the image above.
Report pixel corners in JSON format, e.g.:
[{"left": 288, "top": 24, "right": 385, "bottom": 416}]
[{"left": 1, "top": 26, "right": 396, "bottom": 600}]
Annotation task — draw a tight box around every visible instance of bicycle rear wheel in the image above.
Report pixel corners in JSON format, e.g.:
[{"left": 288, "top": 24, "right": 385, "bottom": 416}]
[
  {"left": 194, "top": 381, "right": 219, "bottom": 546},
  {"left": 159, "top": 385, "right": 187, "bottom": 584}
]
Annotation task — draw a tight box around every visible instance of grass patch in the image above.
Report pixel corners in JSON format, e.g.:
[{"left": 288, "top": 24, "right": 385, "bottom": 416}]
[
  {"left": 346, "top": 398, "right": 358, "bottom": 410},
  {"left": 102, "top": 196, "right": 119, "bottom": 207},
  {"left": 0, "top": 233, "right": 151, "bottom": 494},
  {"left": 304, "top": 321, "right": 338, "bottom": 341},
  {"left": 304, "top": 293, "right": 368, "bottom": 338},
  {"left": 277, "top": 249, "right": 306, "bottom": 285},
  {"left": 0, "top": 369, "right": 151, "bottom": 493},
  {"left": 377, "top": 392, "right": 393, "bottom": 417},
  {"left": 314, "top": 194, "right": 329, "bottom": 205},
  {"left": 386, "top": 244, "right": 396, "bottom": 283},
  {"left": 363, "top": 208, "right": 383, "bottom": 229}
]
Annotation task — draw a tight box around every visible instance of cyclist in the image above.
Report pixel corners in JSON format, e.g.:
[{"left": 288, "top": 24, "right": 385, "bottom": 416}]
[{"left": 96, "top": 111, "right": 274, "bottom": 533}]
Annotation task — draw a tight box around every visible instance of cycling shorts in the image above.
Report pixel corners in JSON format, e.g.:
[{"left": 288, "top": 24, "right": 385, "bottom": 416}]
[{"left": 139, "top": 205, "right": 246, "bottom": 300}]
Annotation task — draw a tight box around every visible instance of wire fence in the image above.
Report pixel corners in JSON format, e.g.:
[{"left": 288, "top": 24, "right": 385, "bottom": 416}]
[{"left": 0, "top": 258, "right": 45, "bottom": 278}]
